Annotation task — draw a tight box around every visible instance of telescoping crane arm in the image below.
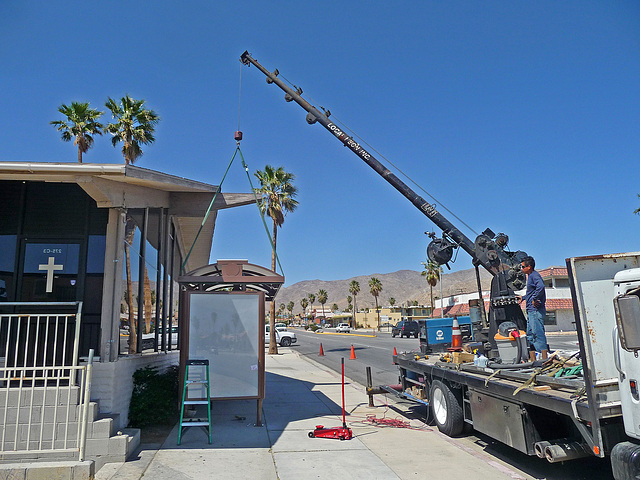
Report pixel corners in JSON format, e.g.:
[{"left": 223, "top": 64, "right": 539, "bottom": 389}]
[{"left": 240, "top": 51, "right": 527, "bottom": 291}]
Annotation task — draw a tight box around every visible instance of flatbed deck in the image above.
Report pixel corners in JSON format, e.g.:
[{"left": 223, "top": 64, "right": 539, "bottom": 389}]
[{"left": 393, "top": 353, "right": 622, "bottom": 421}]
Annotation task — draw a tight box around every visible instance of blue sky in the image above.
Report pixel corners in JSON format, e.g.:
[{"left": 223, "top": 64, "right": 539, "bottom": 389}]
[{"left": 1, "top": 2, "right": 639, "bottom": 287}]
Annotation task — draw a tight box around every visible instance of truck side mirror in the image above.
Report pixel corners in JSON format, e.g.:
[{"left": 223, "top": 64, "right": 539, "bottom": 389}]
[{"left": 613, "top": 294, "right": 640, "bottom": 352}]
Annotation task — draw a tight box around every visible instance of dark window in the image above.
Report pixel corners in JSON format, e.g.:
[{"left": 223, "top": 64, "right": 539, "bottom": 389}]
[
  {"left": 544, "top": 311, "right": 557, "bottom": 326},
  {"left": 23, "top": 183, "right": 88, "bottom": 236},
  {"left": 0, "top": 181, "right": 23, "bottom": 234},
  {"left": 87, "top": 235, "right": 106, "bottom": 274},
  {"left": 0, "top": 235, "right": 17, "bottom": 301}
]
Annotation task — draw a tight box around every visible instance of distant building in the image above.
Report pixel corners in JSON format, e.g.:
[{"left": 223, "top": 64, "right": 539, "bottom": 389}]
[{"left": 355, "top": 304, "right": 439, "bottom": 329}]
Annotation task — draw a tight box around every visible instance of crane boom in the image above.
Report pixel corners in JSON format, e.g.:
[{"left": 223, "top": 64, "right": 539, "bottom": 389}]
[{"left": 240, "top": 51, "right": 527, "bottom": 291}]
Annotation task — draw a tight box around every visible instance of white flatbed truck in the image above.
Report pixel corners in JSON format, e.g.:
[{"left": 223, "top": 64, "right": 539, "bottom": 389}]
[{"left": 390, "top": 252, "right": 640, "bottom": 479}]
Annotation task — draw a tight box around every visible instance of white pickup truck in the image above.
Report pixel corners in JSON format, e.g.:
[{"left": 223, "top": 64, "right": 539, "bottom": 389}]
[{"left": 266, "top": 325, "right": 297, "bottom": 347}]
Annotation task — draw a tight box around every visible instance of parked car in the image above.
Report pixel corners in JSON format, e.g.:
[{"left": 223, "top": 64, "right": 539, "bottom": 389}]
[
  {"left": 137, "top": 325, "right": 179, "bottom": 350},
  {"left": 266, "top": 325, "right": 297, "bottom": 347},
  {"left": 335, "top": 323, "right": 351, "bottom": 333},
  {"left": 392, "top": 320, "right": 419, "bottom": 338}
]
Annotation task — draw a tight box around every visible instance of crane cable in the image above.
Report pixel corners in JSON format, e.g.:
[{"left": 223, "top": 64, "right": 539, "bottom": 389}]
[
  {"left": 181, "top": 65, "right": 284, "bottom": 276},
  {"left": 237, "top": 61, "right": 285, "bottom": 276}
]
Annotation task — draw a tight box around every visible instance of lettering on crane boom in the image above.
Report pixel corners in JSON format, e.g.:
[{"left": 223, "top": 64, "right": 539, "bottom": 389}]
[
  {"left": 327, "top": 123, "right": 371, "bottom": 160},
  {"left": 421, "top": 203, "right": 438, "bottom": 217}
]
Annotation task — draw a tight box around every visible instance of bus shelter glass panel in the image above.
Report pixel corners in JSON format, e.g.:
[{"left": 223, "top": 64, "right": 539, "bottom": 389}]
[{"left": 188, "top": 292, "right": 259, "bottom": 398}]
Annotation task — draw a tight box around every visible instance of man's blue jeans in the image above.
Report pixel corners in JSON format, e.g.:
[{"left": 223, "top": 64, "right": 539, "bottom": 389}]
[{"left": 526, "top": 309, "right": 548, "bottom": 352}]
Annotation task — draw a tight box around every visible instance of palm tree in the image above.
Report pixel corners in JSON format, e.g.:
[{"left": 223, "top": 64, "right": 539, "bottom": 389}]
[
  {"left": 369, "top": 277, "right": 383, "bottom": 330},
  {"left": 349, "top": 280, "right": 360, "bottom": 328},
  {"left": 331, "top": 303, "right": 339, "bottom": 313},
  {"left": 124, "top": 218, "right": 137, "bottom": 352},
  {"left": 255, "top": 165, "right": 299, "bottom": 354},
  {"left": 105, "top": 95, "right": 159, "bottom": 164},
  {"left": 50, "top": 102, "right": 104, "bottom": 163},
  {"left": 317, "top": 289, "right": 328, "bottom": 319},
  {"left": 421, "top": 261, "right": 442, "bottom": 316},
  {"left": 287, "top": 301, "right": 294, "bottom": 320},
  {"left": 300, "top": 298, "right": 308, "bottom": 322},
  {"left": 308, "top": 293, "right": 316, "bottom": 320},
  {"left": 389, "top": 297, "right": 396, "bottom": 307},
  {"left": 143, "top": 267, "right": 153, "bottom": 334},
  {"left": 279, "top": 303, "right": 286, "bottom": 321}
]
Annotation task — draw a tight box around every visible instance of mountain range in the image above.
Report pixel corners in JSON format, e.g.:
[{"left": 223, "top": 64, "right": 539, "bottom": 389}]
[{"left": 275, "top": 267, "right": 492, "bottom": 314}]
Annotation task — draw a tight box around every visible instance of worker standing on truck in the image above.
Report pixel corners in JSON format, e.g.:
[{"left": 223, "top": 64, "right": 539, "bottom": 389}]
[{"left": 521, "top": 256, "right": 548, "bottom": 360}]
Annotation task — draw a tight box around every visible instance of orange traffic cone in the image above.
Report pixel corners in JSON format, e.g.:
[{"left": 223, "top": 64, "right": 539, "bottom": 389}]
[
  {"left": 393, "top": 347, "right": 398, "bottom": 356},
  {"left": 350, "top": 345, "right": 356, "bottom": 360},
  {"left": 319, "top": 343, "right": 325, "bottom": 356},
  {"left": 448, "top": 317, "right": 463, "bottom": 352}
]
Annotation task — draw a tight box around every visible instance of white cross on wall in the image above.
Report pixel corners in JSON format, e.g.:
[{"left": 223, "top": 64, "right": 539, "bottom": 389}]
[{"left": 38, "top": 256, "right": 63, "bottom": 293}]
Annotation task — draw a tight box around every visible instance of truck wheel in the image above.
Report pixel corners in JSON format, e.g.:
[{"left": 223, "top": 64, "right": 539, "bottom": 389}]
[
  {"left": 392, "top": 332, "right": 396, "bottom": 338},
  {"left": 430, "top": 380, "right": 464, "bottom": 437},
  {"left": 281, "top": 337, "right": 292, "bottom": 347},
  {"left": 414, "top": 332, "right": 419, "bottom": 338}
]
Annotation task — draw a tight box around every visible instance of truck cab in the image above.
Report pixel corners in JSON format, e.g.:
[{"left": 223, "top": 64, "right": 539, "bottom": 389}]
[{"left": 610, "top": 267, "right": 640, "bottom": 479}]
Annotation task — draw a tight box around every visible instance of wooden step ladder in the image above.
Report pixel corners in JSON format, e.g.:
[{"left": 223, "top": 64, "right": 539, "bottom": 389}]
[{"left": 178, "top": 359, "right": 212, "bottom": 445}]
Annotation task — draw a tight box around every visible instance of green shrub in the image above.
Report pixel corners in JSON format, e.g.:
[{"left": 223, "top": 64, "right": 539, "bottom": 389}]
[
  {"left": 128, "top": 365, "right": 179, "bottom": 427},
  {"left": 309, "top": 324, "right": 320, "bottom": 332}
]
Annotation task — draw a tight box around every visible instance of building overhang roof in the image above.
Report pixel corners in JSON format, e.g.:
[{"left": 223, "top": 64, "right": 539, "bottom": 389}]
[{"left": 0, "top": 162, "right": 255, "bottom": 272}]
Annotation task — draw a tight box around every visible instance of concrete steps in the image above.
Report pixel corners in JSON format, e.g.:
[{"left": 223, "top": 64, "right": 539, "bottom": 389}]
[{"left": 0, "top": 387, "right": 140, "bottom": 475}]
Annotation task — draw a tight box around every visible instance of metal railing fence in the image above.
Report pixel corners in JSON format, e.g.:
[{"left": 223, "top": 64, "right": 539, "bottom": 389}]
[
  {"left": 0, "top": 302, "right": 82, "bottom": 385},
  {"left": 0, "top": 303, "right": 92, "bottom": 460}
]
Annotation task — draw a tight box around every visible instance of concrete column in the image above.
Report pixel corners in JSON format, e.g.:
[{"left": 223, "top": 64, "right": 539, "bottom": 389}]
[{"left": 100, "top": 208, "right": 126, "bottom": 362}]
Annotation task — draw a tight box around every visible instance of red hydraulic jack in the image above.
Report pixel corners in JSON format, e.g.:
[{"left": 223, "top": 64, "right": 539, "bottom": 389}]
[{"left": 308, "top": 358, "right": 353, "bottom": 441}]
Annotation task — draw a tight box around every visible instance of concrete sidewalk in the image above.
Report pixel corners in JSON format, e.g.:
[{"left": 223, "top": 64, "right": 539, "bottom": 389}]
[{"left": 96, "top": 350, "right": 527, "bottom": 480}]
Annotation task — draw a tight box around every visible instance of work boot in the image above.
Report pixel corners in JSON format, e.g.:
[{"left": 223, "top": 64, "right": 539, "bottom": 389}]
[
  {"left": 541, "top": 349, "right": 548, "bottom": 360},
  {"left": 529, "top": 350, "right": 536, "bottom": 362}
]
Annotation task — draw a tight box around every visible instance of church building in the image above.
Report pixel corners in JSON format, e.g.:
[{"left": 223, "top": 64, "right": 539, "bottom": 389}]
[{"left": 0, "top": 161, "right": 254, "bottom": 431}]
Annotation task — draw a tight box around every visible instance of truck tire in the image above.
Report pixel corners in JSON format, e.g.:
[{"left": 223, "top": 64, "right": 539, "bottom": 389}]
[
  {"left": 281, "top": 337, "right": 292, "bottom": 347},
  {"left": 430, "top": 379, "right": 464, "bottom": 437},
  {"left": 392, "top": 332, "right": 396, "bottom": 338},
  {"left": 414, "top": 331, "right": 419, "bottom": 338}
]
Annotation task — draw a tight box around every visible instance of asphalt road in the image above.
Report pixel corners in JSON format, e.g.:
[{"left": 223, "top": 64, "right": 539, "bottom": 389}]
[
  {"left": 293, "top": 328, "right": 405, "bottom": 388},
  {"left": 286, "top": 328, "right": 613, "bottom": 480}
]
